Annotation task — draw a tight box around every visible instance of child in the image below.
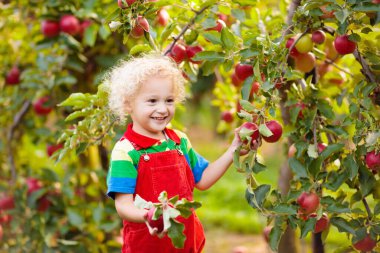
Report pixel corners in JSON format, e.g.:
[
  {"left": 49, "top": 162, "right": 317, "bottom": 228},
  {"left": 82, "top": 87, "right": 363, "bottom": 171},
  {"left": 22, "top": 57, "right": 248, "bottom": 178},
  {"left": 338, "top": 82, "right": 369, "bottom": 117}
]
[{"left": 105, "top": 54, "right": 244, "bottom": 253}]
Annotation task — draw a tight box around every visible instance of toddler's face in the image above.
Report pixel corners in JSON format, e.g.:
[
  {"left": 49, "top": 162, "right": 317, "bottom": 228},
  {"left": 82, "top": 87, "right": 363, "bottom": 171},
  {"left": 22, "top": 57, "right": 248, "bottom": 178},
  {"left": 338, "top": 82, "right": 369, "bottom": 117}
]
[{"left": 126, "top": 75, "right": 176, "bottom": 139}]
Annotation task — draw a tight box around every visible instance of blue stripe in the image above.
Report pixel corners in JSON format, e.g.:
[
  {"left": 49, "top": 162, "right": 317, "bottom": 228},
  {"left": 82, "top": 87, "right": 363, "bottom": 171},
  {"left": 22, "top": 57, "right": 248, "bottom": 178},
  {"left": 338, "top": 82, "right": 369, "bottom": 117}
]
[
  {"left": 185, "top": 152, "right": 208, "bottom": 183},
  {"left": 107, "top": 177, "right": 136, "bottom": 199}
]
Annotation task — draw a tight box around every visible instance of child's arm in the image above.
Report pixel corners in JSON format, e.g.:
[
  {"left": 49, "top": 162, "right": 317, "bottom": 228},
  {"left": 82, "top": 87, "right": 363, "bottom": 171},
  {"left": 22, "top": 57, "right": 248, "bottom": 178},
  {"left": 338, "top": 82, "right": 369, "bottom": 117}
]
[
  {"left": 195, "top": 129, "right": 245, "bottom": 191},
  {"left": 115, "top": 193, "right": 148, "bottom": 223}
]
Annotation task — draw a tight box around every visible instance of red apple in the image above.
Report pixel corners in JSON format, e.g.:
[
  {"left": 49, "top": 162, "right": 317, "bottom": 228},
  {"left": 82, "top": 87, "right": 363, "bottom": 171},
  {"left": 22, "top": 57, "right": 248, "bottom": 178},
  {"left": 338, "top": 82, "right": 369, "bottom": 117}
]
[
  {"left": 320, "top": 5, "right": 335, "bottom": 19},
  {"left": 157, "top": 9, "right": 169, "bottom": 26},
  {"left": 235, "top": 64, "right": 253, "bottom": 81},
  {"left": 334, "top": 35, "right": 356, "bottom": 55},
  {"left": 131, "top": 16, "right": 150, "bottom": 38},
  {"left": 373, "top": 0, "right": 380, "bottom": 3},
  {"left": 297, "top": 192, "right": 320, "bottom": 215},
  {"left": 206, "top": 19, "right": 226, "bottom": 32},
  {"left": 353, "top": 234, "right": 377, "bottom": 252},
  {"left": 291, "top": 102, "right": 306, "bottom": 119},
  {"left": 0, "top": 196, "right": 15, "bottom": 210},
  {"left": 41, "top": 20, "right": 60, "bottom": 38},
  {"left": 231, "top": 73, "right": 243, "bottom": 87},
  {"left": 37, "top": 195, "right": 51, "bottom": 212},
  {"left": 166, "top": 44, "right": 187, "bottom": 64},
  {"left": 237, "top": 100, "right": 242, "bottom": 113},
  {"left": 60, "top": 15, "right": 80, "bottom": 35},
  {"left": 311, "top": 30, "right": 326, "bottom": 44},
  {"left": 33, "top": 96, "right": 53, "bottom": 115},
  {"left": 221, "top": 111, "right": 234, "bottom": 123},
  {"left": 310, "top": 213, "right": 329, "bottom": 233},
  {"left": 147, "top": 208, "right": 164, "bottom": 233},
  {"left": 262, "top": 120, "right": 283, "bottom": 143},
  {"left": 5, "top": 66, "right": 21, "bottom": 85},
  {"left": 263, "top": 226, "right": 272, "bottom": 243},
  {"left": 317, "top": 62, "right": 332, "bottom": 78},
  {"left": 295, "top": 52, "right": 316, "bottom": 73},
  {"left": 288, "top": 144, "right": 297, "bottom": 158},
  {"left": 0, "top": 213, "right": 12, "bottom": 224},
  {"left": 286, "top": 37, "right": 301, "bottom": 58},
  {"left": 317, "top": 143, "right": 327, "bottom": 153},
  {"left": 186, "top": 45, "right": 203, "bottom": 64},
  {"left": 79, "top": 19, "right": 92, "bottom": 36},
  {"left": 47, "top": 143, "right": 64, "bottom": 157},
  {"left": 295, "top": 34, "right": 314, "bottom": 54},
  {"left": 26, "top": 178, "right": 42, "bottom": 195},
  {"left": 118, "top": 0, "right": 136, "bottom": 8},
  {"left": 239, "top": 122, "right": 260, "bottom": 144},
  {"left": 250, "top": 81, "right": 260, "bottom": 96},
  {"left": 365, "top": 151, "right": 380, "bottom": 171}
]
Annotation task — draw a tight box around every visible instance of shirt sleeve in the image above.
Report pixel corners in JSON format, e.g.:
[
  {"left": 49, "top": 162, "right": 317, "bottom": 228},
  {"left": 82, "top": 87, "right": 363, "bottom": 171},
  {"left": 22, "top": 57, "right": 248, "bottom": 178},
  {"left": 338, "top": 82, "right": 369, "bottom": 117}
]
[
  {"left": 106, "top": 140, "right": 138, "bottom": 200},
  {"left": 175, "top": 130, "right": 209, "bottom": 183}
]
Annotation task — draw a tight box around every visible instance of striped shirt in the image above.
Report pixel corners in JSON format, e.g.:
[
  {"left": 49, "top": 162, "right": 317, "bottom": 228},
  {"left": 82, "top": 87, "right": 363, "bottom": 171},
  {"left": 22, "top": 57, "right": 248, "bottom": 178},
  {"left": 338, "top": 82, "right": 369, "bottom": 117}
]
[{"left": 106, "top": 124, "right": 209, "bottom": 199}]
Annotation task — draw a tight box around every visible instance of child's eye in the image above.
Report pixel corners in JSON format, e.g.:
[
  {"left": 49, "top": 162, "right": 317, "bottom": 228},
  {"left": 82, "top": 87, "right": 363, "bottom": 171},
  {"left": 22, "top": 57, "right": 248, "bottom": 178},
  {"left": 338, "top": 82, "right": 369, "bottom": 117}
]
[
  {"left": 166, "top": 98, "right": 174, "bottom": 103},
  {"left": 147, "top": 99, "right": 157, "bottom": 103}
]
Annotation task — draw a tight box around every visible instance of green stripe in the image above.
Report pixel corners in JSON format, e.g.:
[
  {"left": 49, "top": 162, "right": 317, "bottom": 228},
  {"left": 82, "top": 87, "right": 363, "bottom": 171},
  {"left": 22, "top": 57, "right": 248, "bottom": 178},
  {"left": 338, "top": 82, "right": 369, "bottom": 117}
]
[{"left": 110, "top": 160, "right": 137, "bottom": 178}]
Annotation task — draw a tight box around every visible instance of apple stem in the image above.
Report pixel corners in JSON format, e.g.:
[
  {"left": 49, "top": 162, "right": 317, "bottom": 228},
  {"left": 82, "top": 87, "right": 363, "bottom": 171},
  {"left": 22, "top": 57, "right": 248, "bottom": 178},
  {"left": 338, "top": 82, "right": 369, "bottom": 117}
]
[
  {"left": 164, "top": 5, "right": 209, "bottom": 56},
  {"left": 7, "top": 100, "right": 32, "bottom": 183}
]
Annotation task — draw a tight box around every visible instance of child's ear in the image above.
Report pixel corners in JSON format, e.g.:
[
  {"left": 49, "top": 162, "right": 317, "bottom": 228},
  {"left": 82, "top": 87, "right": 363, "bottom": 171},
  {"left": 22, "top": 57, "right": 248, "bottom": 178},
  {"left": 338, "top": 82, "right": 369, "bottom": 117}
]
[{"left": 124, "top": 101, "right": 133, "bottom": 113}]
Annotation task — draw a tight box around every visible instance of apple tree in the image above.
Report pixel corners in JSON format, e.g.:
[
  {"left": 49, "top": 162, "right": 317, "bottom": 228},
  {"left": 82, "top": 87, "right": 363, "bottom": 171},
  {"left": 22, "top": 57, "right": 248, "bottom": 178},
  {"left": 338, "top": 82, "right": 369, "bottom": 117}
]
[{"left": 1, "top": 0, "right": 380, "bottom": 252}]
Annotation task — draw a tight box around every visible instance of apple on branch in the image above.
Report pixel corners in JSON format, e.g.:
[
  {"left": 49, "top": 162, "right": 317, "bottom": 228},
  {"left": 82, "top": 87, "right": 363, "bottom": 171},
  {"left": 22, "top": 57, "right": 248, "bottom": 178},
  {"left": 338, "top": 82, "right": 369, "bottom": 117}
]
[
  {"left": 334, "top": 35, "right": 356, "bottom": 55},
  {"left": 60, "top": 15, "right": 80, "bottom": 35},
  {"left": 295, "top": 34, "right": 314, "bottom": 54},
  {"left": 5, "top": 66, "right": 21, "bottom": 85},
  {"left": 353, "top": 234, "right": 377, "bottom": 252},
  {"left": 238, "top": 122, "right": 260, "bottom": 146},
  {"left": 295, "top": 52, "right": 316, "bottom": 73},
  {"left": 186, "top": 45, "right": 203, "bottom": 64},
  {"left": 156, "top": 9, "right": 169, "bottom": 26},
  {"left": 311, "top": 30, "right": 326, "bottom": 44},
  {"left": 33, "top": 96, "right": 53, "bottom": 116},
  {"left": 365, "top": 150, "right": 380, "bottom": 172},
  {"left": 131, "top": 16, "right": 150, "bottom": 38},
  {"left": 166, "top": 44, "right": 187, "bottom": 64},
  {"left": 221, "top": 111, "right": 234, "bottom": 123},
  {"left": 206, "top": 19, "right": 226, "bottom": 32},
  {"left": 309, "top": 213, "right": 329, "bottom": 233},
  {"left": 41, "top": 20, "right": 60, "bottom": 38},
  {"left": 235, "top": 63, "right": 253, "bottom": 81},
  {"left": 297, "top": 192, "right": 320, "bottom": 215},
  {"left": 261, "top": 120, "right": 283, "bottom": 143}
]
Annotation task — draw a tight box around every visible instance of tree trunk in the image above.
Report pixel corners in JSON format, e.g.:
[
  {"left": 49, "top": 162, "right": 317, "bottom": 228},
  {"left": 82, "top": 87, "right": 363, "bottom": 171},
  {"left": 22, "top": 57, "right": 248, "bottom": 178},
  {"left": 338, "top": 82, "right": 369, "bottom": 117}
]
[{"left": 312, "top": 233, "right": 325, "bottom": 253}]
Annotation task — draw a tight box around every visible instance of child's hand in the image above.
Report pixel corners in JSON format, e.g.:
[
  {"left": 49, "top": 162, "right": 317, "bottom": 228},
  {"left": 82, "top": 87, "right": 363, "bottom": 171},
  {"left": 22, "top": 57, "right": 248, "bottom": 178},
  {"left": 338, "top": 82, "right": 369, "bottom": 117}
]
[
  {"left": 230, "top": 127, "right": 250, "bottom": 156},
  {"left": 143, "top": 208, "right": 167, "bottom": 238}
]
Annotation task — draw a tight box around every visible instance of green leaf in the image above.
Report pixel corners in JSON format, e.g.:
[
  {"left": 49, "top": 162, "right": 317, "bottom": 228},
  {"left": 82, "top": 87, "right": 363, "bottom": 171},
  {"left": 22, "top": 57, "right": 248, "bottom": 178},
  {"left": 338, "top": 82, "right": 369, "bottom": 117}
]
[
  {"left": 300, "top": 217, "right": 317, "bottom": 238},
  {"left": 160, "top": 23, "right": 177, "bottom": 43},
  {"left": 221, "top": 27, "right": 235, "bottom": 50},
  {"left": 239, "top": 48, "right": 260, "bottom": 59},
  {"left": 259, "top": 123, "right": 272, "bottom": 137},
  {"left": 58, "top": 93, "right": 90, "bottom": 109},
  {"left": 326, "top": 203, "right": 351, "bottom": 213},
  {"left": 252, "top": 160, "right": 266, "bottom": 174},
  {"left": 192, "top": 51, "right": 225, "bottom": 61},
  {"left": 334, "top": 9, "right": 349, "bottom": 24},
  {"left": 307, "top": 144, "right": 318, "bottom": 159},
  {"left": 343, "top": 155, "right": 358, "bottom": 180},
  {"left": 93, "top": 205, "right": 103, "bottom": 225},
  {"left": 65, "top": 110, "right": 91, "bottom": 122},
  {"left": 241, "top": 77, "right": 253, "bottom": 100},
  {"left": 330, "top": 217, "right": 356, "bottom": 234},
  {"left": 320, "top": 143, "right": 344, "bottom": 159},
  {"left": 129, "top": 44, "right": 152, "bottom": 55},
  {"left": 317, "top": 100, "right": 334, "bottom": 119},
  {"left": 84, "top": 24, "right": 98, "bottom": 47},
  {"left": 269, "top": 216, "right": 286, "bottom": 251},
  {"left": 67, "top": 209, "right": 85, "bottom": 229},
  {"left": 288, "top": 157, "right": 308, "bottom": 179},
  {"left": 239, "top": 99, "right": 255, "bottom": 113},
  {"left": 271, "top": 204, "right": 298, "bottom": 215},
  {"left": 167, "top": 219, "right": 186, "bottom": 249},
  {"left": 134, "top": 195, "right": 153, "bottom": 209}
]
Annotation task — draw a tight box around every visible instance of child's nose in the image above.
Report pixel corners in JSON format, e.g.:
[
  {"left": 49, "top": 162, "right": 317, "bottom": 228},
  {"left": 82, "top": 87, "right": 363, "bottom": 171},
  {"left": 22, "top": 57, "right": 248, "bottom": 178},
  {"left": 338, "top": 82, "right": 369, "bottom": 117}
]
[{"left": 156, "top": 102, "right": 168, "bottom": 112}]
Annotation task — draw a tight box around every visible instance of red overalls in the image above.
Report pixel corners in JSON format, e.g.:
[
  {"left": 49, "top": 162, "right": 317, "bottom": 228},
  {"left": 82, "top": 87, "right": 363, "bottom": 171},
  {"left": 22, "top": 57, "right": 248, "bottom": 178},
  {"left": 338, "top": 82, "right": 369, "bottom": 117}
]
[{"left": 121, "top": 128, "right": 205, "bottom": 253}]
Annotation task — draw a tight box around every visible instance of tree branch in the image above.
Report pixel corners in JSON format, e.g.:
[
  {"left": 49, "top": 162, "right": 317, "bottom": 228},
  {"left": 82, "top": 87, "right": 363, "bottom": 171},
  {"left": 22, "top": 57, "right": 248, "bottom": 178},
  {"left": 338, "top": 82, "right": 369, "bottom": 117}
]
[
  {"left": 353, "top": 49, "right": 377, "bottom": 84},
  {"left": 7, "top": 100, "right": 31, "bottom": 183}
]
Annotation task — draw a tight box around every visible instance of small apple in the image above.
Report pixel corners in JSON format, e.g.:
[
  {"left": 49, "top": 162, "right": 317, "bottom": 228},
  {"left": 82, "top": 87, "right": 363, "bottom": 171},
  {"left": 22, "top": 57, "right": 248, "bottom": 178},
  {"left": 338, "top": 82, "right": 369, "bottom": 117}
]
[
  {"left": 297, "top": 192, "right": 320, "bottom": 215},
  {"left": 365, "top": 151, "right": 380, "bottom": 172},
  {"left": 309, "top": 213, "right": 329, "bottom": 233},
  {"left": 353, "top": 234, "right": 377, "bottom": 252},
  {"left": 0, "top": 196, "right": 15, "bottom": 210},
  {"left": 33, "top": 96, "right": 53, "bottom": 115},
  {"left": 186, "top": 45, "right": 203, "bottom": 64},
  {"left": 60, "top": 15, "right": 80, "bottom": 35},
  {"left": 291, "top": 101, "right": 306, "bottom": 119},
  {"left": 231, "top": 73, "right": 243, "bottom": 87},
  {"left": 334, "top": 35, "right": 356, "bottom": 55},
  {"left": 37, "top": 195, "right": 51, "bottom": 212},
  {"left": 295, "top": 34, "right": 314, "bottom": 54},
  {"left": 221, "top": 111, "right": 234, "bottom": 123},
  {"left": 147, "top": 208, "right": 164, "bottom": 233},
  {"left": 5, "top": 66, "right": 21, "bottom": 85},
  {"left": 118, "top": 0, "right": 136, "bottom": 8},
  {"left": 250, "top": 81, "right": 260, "bottom": 96},
  {"left": 286, "top": 37, "right": 301, "bottom": 58},
  {"left": 239, "top": 122, "right": 260, "bottom": 144},
  {"left": 235, "top": 64, "right": 253, "bottom": 81},
  {"left": 263, "top": 226, "right": 272, "bottom": 243},
  {"left": 26, "top": 177, "right": 42, "bottom": 195},
  {"left": 320, "top": 5, "right": 335, "bottom": 19},
  {"left": 262, "top": 120, "right": 283, "bottom": 143},
  {"left": 317, "top": 143, "right": 327, "bottom": 153},
  {"left": 79, "top": 19, "right": 92, "bottom": 37},
  {"left": 206, "top": 19, "right": 226, "bottom": 32},
  {"left": 295, "top": 52, "right": 316, "bottom": 73},
  {"left": 166, "top": 44, "right": 187, "bottom": 64},
  {"left": 131, "top": 16, "right": 150, "bottom": 38},
  {"left": 47, "top": 143, "right": 64, "bottom": 157},
  {"left": 41, "top": 20, "right": 60, "bottom": 38},
  {"left": 317, "top": 62, "right": 332, "bottom": 78},
  {"left": 311, "top": 30, "right": 326, "bottom": 44},
  {"left": 288, "top": 144, "right": 297, "bottom": 158},
  {"left": 157, "top": 9, "right": 169, "bottom": 26}
]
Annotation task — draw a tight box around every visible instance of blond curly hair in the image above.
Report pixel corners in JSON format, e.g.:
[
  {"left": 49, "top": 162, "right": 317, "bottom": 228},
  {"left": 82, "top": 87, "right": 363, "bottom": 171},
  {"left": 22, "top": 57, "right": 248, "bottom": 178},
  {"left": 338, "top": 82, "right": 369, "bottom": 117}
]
[{"left": 104, "top": 54, "right": 186, "bottom": 123}]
